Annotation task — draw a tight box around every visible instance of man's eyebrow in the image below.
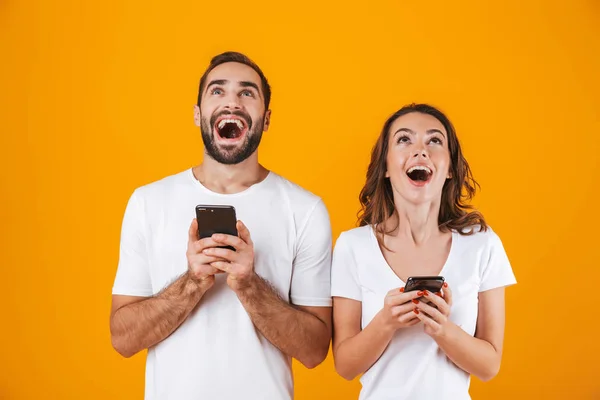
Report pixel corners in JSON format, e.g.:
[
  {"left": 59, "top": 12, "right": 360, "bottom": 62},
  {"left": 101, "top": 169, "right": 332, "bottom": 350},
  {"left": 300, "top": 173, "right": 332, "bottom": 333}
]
[
  {"left": 239, "top": 81, "right": 260, "bottom": 93},
  {"left": 205, "top": 79, "right": 228, "bottom": 92},
  {"left": 205, "top": 80, "right": 261, "bottom": 97}
]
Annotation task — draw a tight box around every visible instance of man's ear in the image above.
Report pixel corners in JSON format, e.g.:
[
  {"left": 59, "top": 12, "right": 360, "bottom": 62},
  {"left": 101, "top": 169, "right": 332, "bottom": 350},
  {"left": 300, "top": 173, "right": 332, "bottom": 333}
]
[
  {"left": 193, "top": 105, "right": 201, "bottom": 127},
  {"left": 263, "top": 110, "right": 272, "bottom": 131}
]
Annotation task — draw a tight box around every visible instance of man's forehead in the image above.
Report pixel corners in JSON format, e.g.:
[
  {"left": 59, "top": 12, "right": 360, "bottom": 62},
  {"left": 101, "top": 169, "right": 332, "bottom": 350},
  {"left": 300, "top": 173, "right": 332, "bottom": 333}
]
[{"left": 206, "top": 62, "right": 261, "bottom": 86}]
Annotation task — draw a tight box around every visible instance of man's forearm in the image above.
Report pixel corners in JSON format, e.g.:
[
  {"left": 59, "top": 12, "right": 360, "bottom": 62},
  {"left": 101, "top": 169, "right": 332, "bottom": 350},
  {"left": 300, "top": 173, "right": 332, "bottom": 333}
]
[
  {"left": 235, "top": 274, "right": 330, "bottom": 369},
  {"left": 110, "top": 272, "right": 205, "bottom": 357}
]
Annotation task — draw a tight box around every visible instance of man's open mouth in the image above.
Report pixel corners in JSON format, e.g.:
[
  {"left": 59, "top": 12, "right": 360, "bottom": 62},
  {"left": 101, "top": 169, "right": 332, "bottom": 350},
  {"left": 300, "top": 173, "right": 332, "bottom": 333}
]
[
  {"left": 214, "top": 117, "right": 249, "bottom": 140},
  {"left": 406, "top": 165, "right": 433, "bottom": 183}
]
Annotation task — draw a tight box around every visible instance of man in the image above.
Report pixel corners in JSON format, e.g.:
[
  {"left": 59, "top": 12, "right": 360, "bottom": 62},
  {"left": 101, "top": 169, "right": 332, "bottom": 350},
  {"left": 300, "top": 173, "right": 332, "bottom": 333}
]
[{"left": 110, "top": 52, "right": 333, "bottom": 400}]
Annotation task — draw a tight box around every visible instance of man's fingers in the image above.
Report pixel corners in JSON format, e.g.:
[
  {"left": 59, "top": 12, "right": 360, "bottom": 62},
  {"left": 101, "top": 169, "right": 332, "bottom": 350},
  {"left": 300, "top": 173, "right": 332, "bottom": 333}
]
[
  {"left": 207, "top": 221, "right": 253, "bottom": 251},
  {"left": 211, "top": 233, "right": 246, "bottom": 251},
  {"left": 203, "top": 247, "right": 237, "bottom": 262},
  {"left": 189, "top": 263, "right": 222, "bottom": 280},
  {"left": 210, "top": 261, "right": 232, "bottom": 273},
  {"left": 236, "top": 220, "right": 253, "bottom": 246},
  {"left": 189, "top": 253, "right": 226, "bottom": 265},
  {"left": 188, "top": 218, "right": 199, "bottom": 246},
  {"left": 192, "top": 237, "right": 221, "bottom": 253}
]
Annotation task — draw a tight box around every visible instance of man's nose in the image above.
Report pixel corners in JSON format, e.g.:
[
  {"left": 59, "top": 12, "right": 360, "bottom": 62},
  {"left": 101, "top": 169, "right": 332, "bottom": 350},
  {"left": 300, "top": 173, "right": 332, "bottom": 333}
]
[{"left": 223, "top": 93, "right": 242, "bottom": 110}]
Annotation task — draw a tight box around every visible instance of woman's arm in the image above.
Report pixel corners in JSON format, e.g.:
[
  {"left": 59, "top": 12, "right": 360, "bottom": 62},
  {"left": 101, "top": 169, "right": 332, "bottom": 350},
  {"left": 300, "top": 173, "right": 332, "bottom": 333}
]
[
  {"left": 414, "top": 286, "right": 507, "bottom": 381},
  {"left": 332, "top": 289, "right": 422, "bottom": 380}
]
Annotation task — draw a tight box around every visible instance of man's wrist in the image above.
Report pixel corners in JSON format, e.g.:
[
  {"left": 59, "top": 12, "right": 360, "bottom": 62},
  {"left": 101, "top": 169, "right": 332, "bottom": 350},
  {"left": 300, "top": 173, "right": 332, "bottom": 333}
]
[
  {"left": 184, "top": 271, "right": 212, "bottom": 296},
  {"left": 233, "top": 271, "right": 260, "bottom": 295}
]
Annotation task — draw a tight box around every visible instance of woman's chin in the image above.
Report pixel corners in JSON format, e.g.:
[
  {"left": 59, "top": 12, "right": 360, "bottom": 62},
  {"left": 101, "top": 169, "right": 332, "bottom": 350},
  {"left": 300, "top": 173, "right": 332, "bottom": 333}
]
[{"left": 397, "top": 187, "right": 441, "bottom": 207}]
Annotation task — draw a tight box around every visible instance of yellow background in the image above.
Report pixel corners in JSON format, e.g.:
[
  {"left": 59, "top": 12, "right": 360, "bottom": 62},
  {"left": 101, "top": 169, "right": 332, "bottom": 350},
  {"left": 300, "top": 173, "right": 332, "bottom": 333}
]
[{"left": 1, "top": 1, "right": 599, "bottom": 399}]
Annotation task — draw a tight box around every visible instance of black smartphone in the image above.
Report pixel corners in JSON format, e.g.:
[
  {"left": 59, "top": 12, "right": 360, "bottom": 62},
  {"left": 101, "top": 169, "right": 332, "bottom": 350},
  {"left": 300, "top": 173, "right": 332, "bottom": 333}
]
[
  {"left": 195, "top": 205, "right": 238, "bottom": 251},
  {"left": 404, "top": 276, "right": 445, "bottom": 293}
]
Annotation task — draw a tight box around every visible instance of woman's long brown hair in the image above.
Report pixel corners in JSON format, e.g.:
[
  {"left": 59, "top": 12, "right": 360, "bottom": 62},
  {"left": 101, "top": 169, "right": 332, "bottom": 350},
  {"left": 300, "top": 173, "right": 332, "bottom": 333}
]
[{"left": 358, "top": 103, "right": 487, "bottom": 241}]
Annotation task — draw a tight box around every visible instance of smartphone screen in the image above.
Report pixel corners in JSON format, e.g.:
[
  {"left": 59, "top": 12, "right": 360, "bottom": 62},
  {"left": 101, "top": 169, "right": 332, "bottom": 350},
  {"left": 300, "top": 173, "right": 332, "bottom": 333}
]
[
  {"left": 404, "top": 276, "right": 445, "bottom": 293},
  {"left": 195, "top": 205, "right": 238, "bottom": 250}
]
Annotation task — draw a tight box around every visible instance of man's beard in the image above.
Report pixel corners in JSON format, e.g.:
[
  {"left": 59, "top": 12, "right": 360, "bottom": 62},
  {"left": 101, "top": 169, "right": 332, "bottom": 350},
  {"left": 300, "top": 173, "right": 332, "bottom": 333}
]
[{"left": 200, "top": 111, "right": 264, "bottom": 165}]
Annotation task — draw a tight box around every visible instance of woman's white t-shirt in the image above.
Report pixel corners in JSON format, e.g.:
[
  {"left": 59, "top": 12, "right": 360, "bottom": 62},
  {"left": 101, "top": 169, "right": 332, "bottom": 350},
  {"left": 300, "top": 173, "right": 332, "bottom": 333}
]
[{"left": 331, "top": 224, "right": 517, "bottom": 400}]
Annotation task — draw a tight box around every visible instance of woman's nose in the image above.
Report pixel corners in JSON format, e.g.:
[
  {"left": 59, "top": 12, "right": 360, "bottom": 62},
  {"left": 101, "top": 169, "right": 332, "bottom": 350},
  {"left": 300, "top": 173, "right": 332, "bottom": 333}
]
[{"left": 413, "top": 148, "right": 428, "bottom": 158}]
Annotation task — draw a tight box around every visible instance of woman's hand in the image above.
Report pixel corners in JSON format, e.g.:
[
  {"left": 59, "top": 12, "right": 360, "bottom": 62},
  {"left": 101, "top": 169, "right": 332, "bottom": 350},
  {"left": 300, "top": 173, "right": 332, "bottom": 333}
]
[
  {"left": 375, "top": 287, "right": 424, "bottom": 332},
  {"left": 413, "top": 283, "right": 454, "bottom": 337}
]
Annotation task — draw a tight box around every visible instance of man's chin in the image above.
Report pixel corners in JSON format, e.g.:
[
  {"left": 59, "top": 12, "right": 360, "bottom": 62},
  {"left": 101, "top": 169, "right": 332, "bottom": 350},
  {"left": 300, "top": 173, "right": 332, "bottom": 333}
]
[
  {"left": 201, "top": 127, "right": 261, "bottom": 165},
  {"left": 206, "top": 148, "right": 247, "bottom": 165},
  {"left": 214, "top": 142, "right": 240, "bottom": 152}
]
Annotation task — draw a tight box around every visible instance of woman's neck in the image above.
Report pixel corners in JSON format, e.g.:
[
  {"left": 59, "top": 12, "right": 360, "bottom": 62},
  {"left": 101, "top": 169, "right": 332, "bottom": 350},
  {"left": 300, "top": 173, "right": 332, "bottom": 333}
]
[{"left": 389, "top": 200, "right": 442, "bottom": 246}]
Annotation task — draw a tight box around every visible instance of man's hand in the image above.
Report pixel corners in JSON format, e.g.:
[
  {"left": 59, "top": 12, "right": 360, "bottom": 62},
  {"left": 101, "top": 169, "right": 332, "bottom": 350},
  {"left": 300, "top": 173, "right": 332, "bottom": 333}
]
[
  {"left": 186, "top": 218, "right": 226, "bottom": 291},
  {"left": 204, "top": 219, "right": 331, "bottom": 369},
  {"left": 202, "top": 220, "right": 256, "bottom": 291}
]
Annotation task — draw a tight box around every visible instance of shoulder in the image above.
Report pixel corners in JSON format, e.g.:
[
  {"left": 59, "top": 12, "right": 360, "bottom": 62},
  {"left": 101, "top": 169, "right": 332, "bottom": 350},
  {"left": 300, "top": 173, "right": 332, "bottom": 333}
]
[
  {"left": 133, "top": 169, "right": 191, "bottom": 198},
  {"left": 268, "top": 172, "right": 322, "bottom": 204},
  {"left": 454, "top": 224, "right": 505, "bottom": 250},
  {"left": 335, "top": 225, "right": 373, "bottom": 249},
  {"left": 268, "top": 172, "right": 329, "bottom": 219},
  {"left": 124, "top": 169, "right": 192, "bottom": 213}
]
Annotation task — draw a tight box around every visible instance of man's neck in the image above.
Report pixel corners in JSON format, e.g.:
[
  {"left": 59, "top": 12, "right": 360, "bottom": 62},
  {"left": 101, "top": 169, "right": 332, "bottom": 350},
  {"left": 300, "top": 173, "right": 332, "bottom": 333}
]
[{"left": 192, "top": 153, "right": 269, "bottom": 195}]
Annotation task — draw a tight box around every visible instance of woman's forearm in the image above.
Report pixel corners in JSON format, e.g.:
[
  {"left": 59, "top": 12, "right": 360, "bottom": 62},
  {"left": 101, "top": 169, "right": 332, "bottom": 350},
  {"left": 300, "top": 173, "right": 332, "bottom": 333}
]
[
  {"left": 435, "top": 323, "right": 501, "bottom": 381},
  {"left": 333, "top": 312, "right": 396, "bottom": 380}
]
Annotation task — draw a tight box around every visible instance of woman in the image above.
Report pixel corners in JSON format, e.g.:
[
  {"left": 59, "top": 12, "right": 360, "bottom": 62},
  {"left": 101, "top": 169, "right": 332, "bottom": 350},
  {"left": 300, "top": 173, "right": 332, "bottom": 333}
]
[{"left": 331, "top": 103, "right": 516, "bottom": 400}]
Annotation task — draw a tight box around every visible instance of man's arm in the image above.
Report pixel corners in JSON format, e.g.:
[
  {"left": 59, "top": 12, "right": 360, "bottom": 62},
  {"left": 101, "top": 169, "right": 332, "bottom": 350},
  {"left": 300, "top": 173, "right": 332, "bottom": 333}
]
[
  {"left": 110, "top": 272, "right": 205, "bottom": 358},
  {"left": 110, "top": 219, "right": 224, "bottom": 358},
  {"left": 207, "top": 219, "right": 333, "bottom": 369},
  {"left": 235, "top": 273, "right": 332, "bottom": 369}
]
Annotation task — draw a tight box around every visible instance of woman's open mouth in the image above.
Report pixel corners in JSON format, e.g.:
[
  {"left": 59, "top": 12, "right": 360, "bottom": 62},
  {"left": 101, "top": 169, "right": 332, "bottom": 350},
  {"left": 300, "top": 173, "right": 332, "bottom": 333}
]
[
  {"left": 406, "top": 165, "right": 433, "bottom": 186},
  {"left": 214, "top": 116, "right": 249, "bottom": 141}
]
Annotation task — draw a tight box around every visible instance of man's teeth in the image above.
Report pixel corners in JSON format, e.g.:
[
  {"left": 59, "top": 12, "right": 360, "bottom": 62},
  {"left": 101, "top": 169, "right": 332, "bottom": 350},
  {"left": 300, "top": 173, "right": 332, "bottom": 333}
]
[
  {"left": 217, "top": 119, "right": 244, "bottom": 130},
  {"left": 407, "top": 166, "right": 432, "bottom": 174}
]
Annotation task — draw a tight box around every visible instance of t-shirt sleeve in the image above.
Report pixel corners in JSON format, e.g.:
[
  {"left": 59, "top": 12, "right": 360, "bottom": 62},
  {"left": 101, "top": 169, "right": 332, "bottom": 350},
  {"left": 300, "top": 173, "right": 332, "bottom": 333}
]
[
  {"left": 112, "top": 190, "right": 154, "bottom": 297},
  {"left": 330, "top": 231, "right": 362, "bottom": 301},
  {"left": 289, "top": 199, "right": 333, "bottom": 307},
  {"left": 479, "top": 229, "right": 517, "bottom": 292}
]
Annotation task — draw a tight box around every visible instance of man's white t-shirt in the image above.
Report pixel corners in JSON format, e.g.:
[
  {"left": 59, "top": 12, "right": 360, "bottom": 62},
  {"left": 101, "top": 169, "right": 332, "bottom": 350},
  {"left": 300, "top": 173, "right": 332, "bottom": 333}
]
[
  {"left": 331, "top": 224, "right": 517, "bottom": 400},
  {"left": 112, "top": 168, "right": 333, "bottom": 400}
]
